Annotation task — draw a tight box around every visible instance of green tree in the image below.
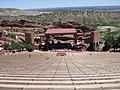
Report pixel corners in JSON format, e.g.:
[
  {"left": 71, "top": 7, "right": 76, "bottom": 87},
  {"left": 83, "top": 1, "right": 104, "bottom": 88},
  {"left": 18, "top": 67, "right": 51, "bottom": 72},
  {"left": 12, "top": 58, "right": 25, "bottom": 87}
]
[
  {"left": 14, "top": 42, "right": 26, "bottom": 52},
  {"left": 3, "top": 43, "right": 10, "bottom": 50},
  {"left": 8, "top": 33, "right": 16, "bottom": 39},
  {"left": 26, "top": 44, "right": 33, "bottom": 52},
  {"left": 104, "top": 29, "right": 114, "bottom": 47},
  {"left": 3, "top": 42, "right": 33, "bottom": 52},
  {"left": 102, "top": 30, "right": 115, "bottom": 51},
  {"left": 112, "top": 36, "right": 120, "bottom": 51}
]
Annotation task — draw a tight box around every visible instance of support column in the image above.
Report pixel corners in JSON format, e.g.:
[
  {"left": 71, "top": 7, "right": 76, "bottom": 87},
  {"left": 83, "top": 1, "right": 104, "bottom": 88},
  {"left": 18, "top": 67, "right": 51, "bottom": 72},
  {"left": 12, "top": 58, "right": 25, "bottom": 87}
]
[
  {"left": 93, "top": 42, "right": 96, "bottom": 51},
  {"left": 45, "top": 35, "right": 49, "bottom": 51},
  {"left": 74, "top": 34, "right": 77, "bottom": 45},
  {"left": 91, "top": 31, "right": 100, "bottom": 51},
  {"left": 93, "top": 41, "right": 99, "bottom": 51}
]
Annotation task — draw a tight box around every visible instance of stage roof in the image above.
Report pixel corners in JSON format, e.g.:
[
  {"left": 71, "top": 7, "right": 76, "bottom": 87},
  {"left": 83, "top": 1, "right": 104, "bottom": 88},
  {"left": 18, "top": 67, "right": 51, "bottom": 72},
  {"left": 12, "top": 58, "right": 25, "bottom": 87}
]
[{"left": 45, "top": 28, "right": 77, "bottom": 35}]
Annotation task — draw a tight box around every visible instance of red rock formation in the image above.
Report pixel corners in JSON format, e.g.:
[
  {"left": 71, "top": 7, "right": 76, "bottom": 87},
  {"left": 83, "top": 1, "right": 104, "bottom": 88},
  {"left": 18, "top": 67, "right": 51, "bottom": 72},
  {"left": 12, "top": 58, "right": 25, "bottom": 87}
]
[
  {"left": 1, "top": 20, "right": 11, "bottom": 27},
  {"left": 0, "top": 19, "right": 41, "bottom": 28},
  {"left": 52, "top": 21, "right": 94, "bottom": 32}
]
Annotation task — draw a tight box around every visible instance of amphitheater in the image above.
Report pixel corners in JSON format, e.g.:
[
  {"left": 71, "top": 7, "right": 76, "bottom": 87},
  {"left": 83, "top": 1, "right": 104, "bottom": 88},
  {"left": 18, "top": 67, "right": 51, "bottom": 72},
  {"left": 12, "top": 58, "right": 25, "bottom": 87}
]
[{"left": 0, "top": 51, "right": 120, "bottom": 90}]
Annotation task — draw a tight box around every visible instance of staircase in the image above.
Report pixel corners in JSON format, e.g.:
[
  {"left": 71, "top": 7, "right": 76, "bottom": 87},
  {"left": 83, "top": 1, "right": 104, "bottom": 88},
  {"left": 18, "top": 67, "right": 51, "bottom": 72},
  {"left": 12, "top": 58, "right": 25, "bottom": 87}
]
[
  {"left": 0, "top": 73, "right": 120, "bottom": 90},
  {"left": 0, "top": 52, "right": 120, "bottom": 90}
]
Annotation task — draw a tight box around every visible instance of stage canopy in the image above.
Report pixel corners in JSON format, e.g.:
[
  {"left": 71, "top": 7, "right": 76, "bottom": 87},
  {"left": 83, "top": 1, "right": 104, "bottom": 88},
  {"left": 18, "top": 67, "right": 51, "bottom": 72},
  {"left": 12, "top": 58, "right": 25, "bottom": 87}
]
[{"left": 45, "top": 28, "right": 77, "bottom": 35}]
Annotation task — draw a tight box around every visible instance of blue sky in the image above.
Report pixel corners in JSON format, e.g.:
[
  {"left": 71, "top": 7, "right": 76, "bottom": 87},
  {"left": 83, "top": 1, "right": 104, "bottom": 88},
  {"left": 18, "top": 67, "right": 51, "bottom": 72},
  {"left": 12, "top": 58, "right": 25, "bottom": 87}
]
[{"left": 0, "top": 0, "right": 120, "bottom": 9}]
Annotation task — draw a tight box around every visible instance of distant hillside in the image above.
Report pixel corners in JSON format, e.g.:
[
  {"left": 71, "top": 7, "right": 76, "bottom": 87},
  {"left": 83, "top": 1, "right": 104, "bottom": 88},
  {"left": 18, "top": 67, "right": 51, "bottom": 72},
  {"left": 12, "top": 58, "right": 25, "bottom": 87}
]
[
  {"left": 30, "top": 6, "right": 120, "bottom": 11},
  {"left": 0, "top": 8, "right": 49, "bottom": 16},
  {"left": 0, "top": 6, "right": 120, "bottom": 28},
  {"left": 23, "top": 10, "right": 120, "bottom": 27},
  {"left": 0, "top": 10, "right": 120, "bottom": 27}
]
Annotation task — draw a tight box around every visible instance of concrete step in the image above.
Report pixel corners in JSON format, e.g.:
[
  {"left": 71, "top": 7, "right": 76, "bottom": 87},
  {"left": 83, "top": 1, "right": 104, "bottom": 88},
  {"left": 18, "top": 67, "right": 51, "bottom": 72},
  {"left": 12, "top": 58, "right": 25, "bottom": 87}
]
[
  {"left": 0, "top": 75, "right": 120, "bottom": 81},
  {"left": 0, "top": 83, "right": 120, "bottom": 89},
  {"left": 0, "top": 73, "right": 120, "bottom": 78},
  {"left": 0, "top": 74, "right": 120, "bottom": 81},
  {"left": 0, "top": 79, "right": 120, "bottom": 85},
  {"left": 0, "top": 74, "right": 120, "bottom": 89}
]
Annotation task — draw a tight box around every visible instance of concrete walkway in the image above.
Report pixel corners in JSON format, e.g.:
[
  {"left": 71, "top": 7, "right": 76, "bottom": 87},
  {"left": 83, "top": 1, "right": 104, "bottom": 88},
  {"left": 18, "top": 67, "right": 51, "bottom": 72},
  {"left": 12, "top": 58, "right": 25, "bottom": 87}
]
[{"left": 0, "top": 52, "right": 120, "bottom": 90}]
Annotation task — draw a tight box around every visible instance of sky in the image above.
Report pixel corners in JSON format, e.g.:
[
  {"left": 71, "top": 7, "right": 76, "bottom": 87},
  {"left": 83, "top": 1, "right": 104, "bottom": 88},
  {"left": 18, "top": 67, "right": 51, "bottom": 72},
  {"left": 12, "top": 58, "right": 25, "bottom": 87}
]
[{"left": 0, "top": 0, "right": 120, "bottom": 9}]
